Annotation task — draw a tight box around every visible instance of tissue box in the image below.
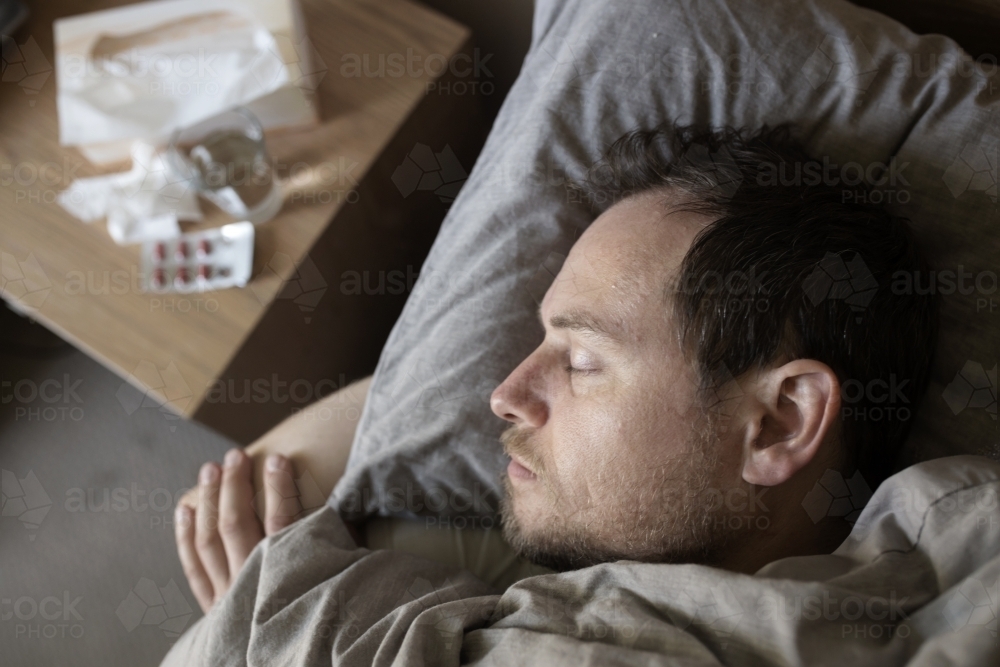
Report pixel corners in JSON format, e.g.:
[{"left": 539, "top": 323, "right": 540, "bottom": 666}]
[{"left": 54, "top": 0, "right": 320, "bottom": 165}]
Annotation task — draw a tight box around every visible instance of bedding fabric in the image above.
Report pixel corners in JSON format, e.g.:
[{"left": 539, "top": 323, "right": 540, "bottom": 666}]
[
  {"left": 163, "top": 455, "right": 1000, "bottom": 666},
  {"left": 331, "top": 0, "right": 999, "bottom": 524}
]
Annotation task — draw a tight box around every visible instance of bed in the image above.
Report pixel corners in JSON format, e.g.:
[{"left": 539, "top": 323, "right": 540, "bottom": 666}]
[{"left": 164, "top": 0, "right": 999, "bottom": 664}]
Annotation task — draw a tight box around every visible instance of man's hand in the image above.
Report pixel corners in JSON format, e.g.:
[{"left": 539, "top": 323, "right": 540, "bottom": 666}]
[
  {"left": 174, "top": 448, "right": 302, "bottom": 613},
  {"left": 173, "top": 375, "right": 372, "bottom": 612}
]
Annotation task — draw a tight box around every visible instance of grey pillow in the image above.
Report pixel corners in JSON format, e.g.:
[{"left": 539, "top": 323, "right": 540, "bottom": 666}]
[{"left": 332, "top": 0, "right": 999, "bottom": 522}]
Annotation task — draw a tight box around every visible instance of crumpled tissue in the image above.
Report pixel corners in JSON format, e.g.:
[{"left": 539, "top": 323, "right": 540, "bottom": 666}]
[
  {"left": 58, "top": 142, "right": 201, "bottom": 245},
  {"left": 57, "top": 10, "right": 289, "bottom": 150}
]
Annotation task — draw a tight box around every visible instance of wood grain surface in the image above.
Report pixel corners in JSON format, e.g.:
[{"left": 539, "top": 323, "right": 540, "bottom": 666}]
[{"left": 0, "top": 0, "right": 474, "bottom": 428}]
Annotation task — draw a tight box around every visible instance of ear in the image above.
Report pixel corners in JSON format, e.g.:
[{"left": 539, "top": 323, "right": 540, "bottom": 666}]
[{"left": 738, "top": 360, "right": 841, "bottom": 487}]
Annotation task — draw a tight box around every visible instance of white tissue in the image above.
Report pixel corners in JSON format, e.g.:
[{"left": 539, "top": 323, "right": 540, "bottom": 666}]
[
  {"left": 57, "top": 10, "right": 289, "bottom": 149},
  {"left": 58, "top": 142, "right": 202, "bottom": 245}
]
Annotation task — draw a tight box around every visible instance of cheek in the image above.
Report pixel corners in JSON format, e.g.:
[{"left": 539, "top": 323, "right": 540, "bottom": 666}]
[
  {"left": 626, "top": 349, "right": 703, "bottom": 455},
  {"left": 546, "top": 398, "right": 630, "bottom": 501},
  {"left": 550, "top": 383, "right": 698, "bottom": 492},
  {"left": 540, "top": 350, "right": 701, "bottom": 500}
]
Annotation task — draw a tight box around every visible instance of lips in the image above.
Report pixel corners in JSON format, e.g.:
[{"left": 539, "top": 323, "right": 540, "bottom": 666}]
[
  {"left": 500, "top": 426, "right": 540, "bottom": 481},
  {"left": 507, "top": 456, "right": 537, "bottom": 481}
]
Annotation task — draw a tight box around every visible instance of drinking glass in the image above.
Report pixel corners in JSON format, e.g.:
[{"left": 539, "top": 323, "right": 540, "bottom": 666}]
[{"left": 168, "top": 107, "right": 283, "bottom": 224}]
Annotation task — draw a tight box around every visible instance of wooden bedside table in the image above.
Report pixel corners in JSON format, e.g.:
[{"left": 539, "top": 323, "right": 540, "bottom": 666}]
[{"left": 0, "top": 0, "right": 487, "bottom": 443}]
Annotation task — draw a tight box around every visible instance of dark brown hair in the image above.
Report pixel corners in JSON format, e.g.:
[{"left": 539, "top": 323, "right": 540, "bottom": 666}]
[{"left": 577, "top": 124, "right": 938, "bottom": 486}]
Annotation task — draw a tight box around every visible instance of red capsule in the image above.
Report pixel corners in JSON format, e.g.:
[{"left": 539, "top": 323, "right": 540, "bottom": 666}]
[
  {"left": 153, "top": 242, "right": 166, "bottom": 262},
  {"left": 175, "top": 241, "right": 189, "bottom": 261},
  {"left": 174, "top": 267, "right": 189, "bottom": 287},
  {"left": 152, "top": 268, "right": 165, "bottom": 288},
  {"left": 197, "top": 239, "right": 212, "bottom": 257},
  {"left": 198, "top": 264, "right": 212, "bottom": 280}
]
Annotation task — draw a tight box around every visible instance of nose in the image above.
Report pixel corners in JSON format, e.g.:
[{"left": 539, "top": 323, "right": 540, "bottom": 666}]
[{"left": 490, "top": 354, "right": 548, "bottom": 428}]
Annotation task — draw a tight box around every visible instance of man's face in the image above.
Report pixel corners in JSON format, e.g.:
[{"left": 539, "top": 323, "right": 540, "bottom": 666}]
[{"left": 490, "top": 192, "right": 749, "bottom": 570}]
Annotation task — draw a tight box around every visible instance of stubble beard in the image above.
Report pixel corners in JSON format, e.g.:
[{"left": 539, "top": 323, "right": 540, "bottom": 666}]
[{"left": 498, "top": 412, "right": 739, "bottom": 572}]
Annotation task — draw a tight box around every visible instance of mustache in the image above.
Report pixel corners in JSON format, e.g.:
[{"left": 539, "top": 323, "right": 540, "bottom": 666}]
[{"left": 500, "top": 425, "right": 544, "bottom": 474}]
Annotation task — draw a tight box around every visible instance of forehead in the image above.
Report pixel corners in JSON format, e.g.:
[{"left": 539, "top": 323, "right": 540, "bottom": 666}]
[{"left": 542, "top": 192, "right": 712, "bottom": 335}]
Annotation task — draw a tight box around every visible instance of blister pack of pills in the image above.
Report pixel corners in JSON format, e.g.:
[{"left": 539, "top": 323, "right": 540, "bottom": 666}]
[{"left": 141, "top": 221, "right": 255, "bottom": 293}]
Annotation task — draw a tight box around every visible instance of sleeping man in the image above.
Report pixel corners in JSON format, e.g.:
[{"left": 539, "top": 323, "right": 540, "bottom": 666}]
[{"left": 165, "top": 125, "right": 939, "bottom": 665}]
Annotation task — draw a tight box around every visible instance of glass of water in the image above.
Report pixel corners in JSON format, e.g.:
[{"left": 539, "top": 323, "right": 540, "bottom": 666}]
[{"left": 168, "top": 107, "right": 283, "bottom": 224}]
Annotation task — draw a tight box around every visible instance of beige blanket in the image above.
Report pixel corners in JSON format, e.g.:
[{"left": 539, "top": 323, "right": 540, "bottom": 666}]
[{"left": 162, "top": 456, "right": 1000, "bottom": 666}]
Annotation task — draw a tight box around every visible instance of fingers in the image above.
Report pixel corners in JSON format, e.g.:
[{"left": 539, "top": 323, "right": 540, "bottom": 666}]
[
  {"left": 178, "top": 487, "right": 198, "bottom": 512},
  {"left": 218, "top": 449, "right": 264, "bottom": 577},
  {"left": 176, "top": 449, "right": 271, "bottom": 614},
  {"left": 195, "top": 461, "right": 229, "bottom": 602},
  {"left": 264, "top": 454, "right": 303, "bottom": 536},
  {"left": 174, "top": 504, "right": 214, "bottom": 613}
]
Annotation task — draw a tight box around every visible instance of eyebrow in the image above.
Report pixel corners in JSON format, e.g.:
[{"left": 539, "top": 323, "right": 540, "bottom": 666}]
[{"left": 539, "top": 305, "right": 623, "bottom": 343}]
